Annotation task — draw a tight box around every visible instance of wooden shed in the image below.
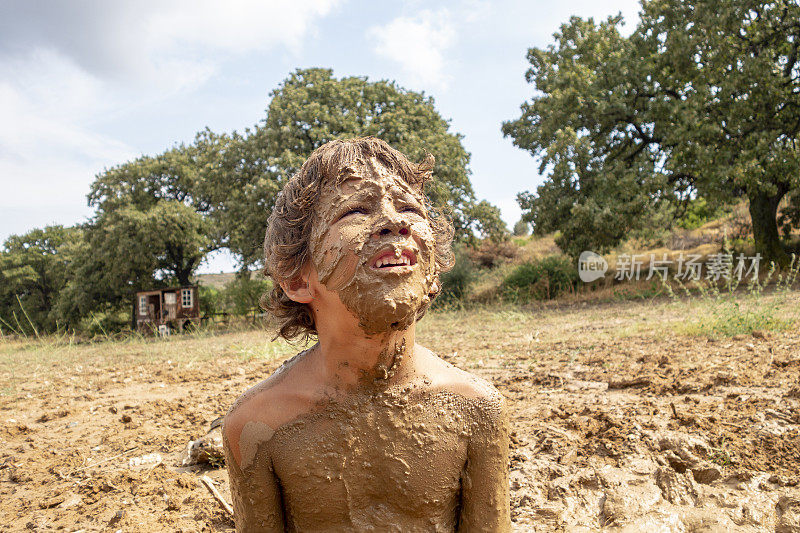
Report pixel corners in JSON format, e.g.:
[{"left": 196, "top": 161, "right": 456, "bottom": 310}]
[{"left": 134, "top": 285, "right": 200, "bottom": 334}]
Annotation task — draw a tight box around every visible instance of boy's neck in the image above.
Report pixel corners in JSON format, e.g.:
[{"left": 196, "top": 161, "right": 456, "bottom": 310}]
[{"left": 315, "top": 320, "right": 417, "bottom": 390}]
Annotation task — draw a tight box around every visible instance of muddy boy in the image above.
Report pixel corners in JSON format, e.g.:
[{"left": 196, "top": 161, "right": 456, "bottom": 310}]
[{"left": 223, "top": 137, "right": 510, "bottom": 532}]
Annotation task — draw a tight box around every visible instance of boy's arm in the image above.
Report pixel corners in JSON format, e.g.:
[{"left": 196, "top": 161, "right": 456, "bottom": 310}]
[
  {"left": 458, "top": 392, "right": 511, "bottom": 532},
  {"left": 223, "top": 421, "right": 285, "bottom": 532}
]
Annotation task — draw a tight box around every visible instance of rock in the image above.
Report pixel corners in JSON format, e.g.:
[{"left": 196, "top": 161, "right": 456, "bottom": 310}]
[
  {"left": 181, "top": 425, "right": 224, "bottom": 466},
  {"left": 120, "top": 414, "right": 132, "bottom": 424},
  {"left": 128, "top": 453, "right": 162, "bottom": 469}
]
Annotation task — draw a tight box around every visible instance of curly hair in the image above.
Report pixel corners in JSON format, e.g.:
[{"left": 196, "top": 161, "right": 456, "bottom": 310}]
[{"left": 262, "top": 137, "right": 455, "bottom": 341}]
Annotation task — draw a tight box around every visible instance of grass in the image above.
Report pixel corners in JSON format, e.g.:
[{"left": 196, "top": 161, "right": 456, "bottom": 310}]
[
  {"left": 1, "top": 285, "right": 798, "bottom": 397},
  {"left": 664, "top": 254, "right": 800, "bottom": 338},
  {"left": 0, "top": 327, "right": 299, "bottom": 398},
  {"left": 708, "top": 436, "right": 734, "bottom": 467}
]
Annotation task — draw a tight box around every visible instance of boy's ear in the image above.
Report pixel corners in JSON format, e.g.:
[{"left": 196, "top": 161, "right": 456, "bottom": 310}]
[
  {"left": 428, "top": 273, "right": 441, "bottom": 298},
  {"left": 280, "top": 268, "right": 313, "bottom": 304}
]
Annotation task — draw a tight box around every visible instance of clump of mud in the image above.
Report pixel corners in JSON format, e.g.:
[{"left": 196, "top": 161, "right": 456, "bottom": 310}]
[{"left": 498, "top": 330, "right": 800, "bottom": 531}]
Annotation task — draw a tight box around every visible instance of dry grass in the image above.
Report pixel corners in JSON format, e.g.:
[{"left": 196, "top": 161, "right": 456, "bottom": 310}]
[
  {"left": 4, "top": 289, "right": 797, "bottom": 398},
  {"left": 0, "top": 329, "right": 298, "bottom": 398}
]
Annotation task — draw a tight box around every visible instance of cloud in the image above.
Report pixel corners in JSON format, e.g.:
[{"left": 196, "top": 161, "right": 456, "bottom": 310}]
[
  {"left": 0, "top": 0, "right": 340, "bottom": 85},
  {"left": 0, "top": 1, "right": 340, "bottom": 241},
  {"left": 367, "top": 9, "right": 456, "bottom": 91},
  {"left": 0, "top": 50, "right": 135, "bottom": 209}
]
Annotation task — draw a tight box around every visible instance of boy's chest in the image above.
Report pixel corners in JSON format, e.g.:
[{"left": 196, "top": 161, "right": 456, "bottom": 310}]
[{"left": 269, "top": 395, "right": 471, "bottom": 530}]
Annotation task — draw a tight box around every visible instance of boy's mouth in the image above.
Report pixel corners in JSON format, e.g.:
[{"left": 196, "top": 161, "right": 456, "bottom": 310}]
[{"left": 370, "top": 248, "right": 417, "bottom": 270}]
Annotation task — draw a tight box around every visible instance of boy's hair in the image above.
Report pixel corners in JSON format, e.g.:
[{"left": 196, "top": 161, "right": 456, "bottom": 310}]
[{"left": 262, "top": 137, "right": 455, "bottom": 341}]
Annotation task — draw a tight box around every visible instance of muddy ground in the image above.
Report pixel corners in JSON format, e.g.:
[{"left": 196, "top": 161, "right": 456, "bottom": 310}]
[{"left": 1, "top": 294, "right": 800, "bottom": 532}]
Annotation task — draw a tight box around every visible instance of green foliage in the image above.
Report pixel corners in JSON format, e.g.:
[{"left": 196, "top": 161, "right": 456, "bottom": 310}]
[
  {"left": 513, "top": 219, "right": 530, "bottom": 237},
  {"left": 610, "top": 279, "right": 666, "bottom": 301},
  {"left": 72, "top": 142, "right": 224, "bottom": 327},
  {"left": 0, "top": 225, "right": 82, "bottom": 335},
  {"left": 501, "top": 255, "right": 579, "bottom": 302},
  {"left": 778, "top": 190, "right": 800, "bottom": 239},
  {"left": 504, "top": 1, "right": 800, "bottom": 264},
  {"left": 256, "top": 68, "right": 506, "bottom": 244},
  {"left": 436, "top": 246, "right": 476, "bottom": 307},
  {"left": 676, "top": 197, "right": 732, "bottom": 230},
  {"left": 198, "top": 285, "right": 223, "bottom": 316},
  {"left": 78, "top": 309, "right": 132, "bottom": 339},
  {"left": 53, "top": 201, "right": 213, "bottom": 329},
  {"left": 3, "top": 68, "right": 507, "bottom": 333},
  {"left": 189, "top": 128, "right": 277, "bottom": 266},
  {"left": 221, "top": 274, "right": 272, "bottom": 315},
  {"left": 666, "top": 255, "right": 800, "bottom": 337}
]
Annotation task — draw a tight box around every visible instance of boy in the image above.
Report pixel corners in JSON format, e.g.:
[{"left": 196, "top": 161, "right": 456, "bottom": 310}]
[{"left": 223, "top": 137, "right": 510, "bottom": 532}]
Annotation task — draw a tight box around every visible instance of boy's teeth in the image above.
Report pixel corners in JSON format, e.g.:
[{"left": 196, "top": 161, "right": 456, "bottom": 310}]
[{"left": 375, "top": 254, "right": 411, "bottom": 267}]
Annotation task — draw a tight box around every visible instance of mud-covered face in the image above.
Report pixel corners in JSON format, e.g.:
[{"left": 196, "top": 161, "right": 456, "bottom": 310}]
[{"left": 309, "top": 157, "right": 438, "bottom": 335}]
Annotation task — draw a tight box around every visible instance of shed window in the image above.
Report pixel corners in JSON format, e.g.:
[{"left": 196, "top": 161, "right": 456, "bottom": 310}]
[
  {"left": 164, "top": 292, "right": 176, "bottom": 305},
  {"left": 181, "top": 288, "right": 193, "bottom": 308},
  {"left": 138, "top": 295, "right": 147, "bottom": 315}
]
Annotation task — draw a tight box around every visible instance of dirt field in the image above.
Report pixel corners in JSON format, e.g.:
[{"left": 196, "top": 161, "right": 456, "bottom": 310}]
[{"left": 2, "top": 290, "right": 800, "bottom": 532}]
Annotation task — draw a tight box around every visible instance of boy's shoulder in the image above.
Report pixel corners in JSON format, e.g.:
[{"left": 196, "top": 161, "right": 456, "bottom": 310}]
[
  {"left": 418, "top": 347, "right": 506, "bottom": 416},
  {"left": 223, "top": 350, "right": 316, "bottom": 466}
]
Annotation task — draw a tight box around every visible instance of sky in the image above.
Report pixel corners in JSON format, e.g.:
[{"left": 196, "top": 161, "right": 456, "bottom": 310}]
[{"left": 0, "top": 0, "right": 641, "bottom": 273}]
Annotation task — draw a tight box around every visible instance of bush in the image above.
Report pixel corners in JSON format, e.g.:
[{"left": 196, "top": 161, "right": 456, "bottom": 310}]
[
  {"left": 198, "top": 285, "right": 223, "bottom": 316},
  {"left": 467, "top": 240, "right": 518, "bottom": 268},
  {"left": 222, "top": 274, "right": 272, "bottom": 315},
  {"left": 436, "top": 246, "right": 476, "bottom": 307},
  {"left": 666, "top": 255, "right": 799, "bottom": 337},
  {"left": 501, "top": 255, "right": 579, "bottom": 302},
  {"left": 513, "top": 219, "right": 530, "bottom": 236},
  {"left": 677, "top": 197, "right": 731, "bottom": 230}
]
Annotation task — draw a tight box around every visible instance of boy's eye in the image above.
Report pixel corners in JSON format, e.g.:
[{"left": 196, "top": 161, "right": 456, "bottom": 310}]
[
  {"left": 338, "top": 207, "right": 367, "bottom": 220},
  {"left": 400, "top": 205, "right": 424, "bottom": 216}
]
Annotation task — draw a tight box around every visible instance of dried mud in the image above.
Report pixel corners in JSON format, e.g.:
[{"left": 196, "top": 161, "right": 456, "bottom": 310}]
[{"left": 2, "top": 306, "right": 800, "bottom": 531}]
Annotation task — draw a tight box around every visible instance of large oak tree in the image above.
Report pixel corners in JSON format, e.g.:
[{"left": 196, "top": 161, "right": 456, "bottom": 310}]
[{"left": 503, "top": 0, "right": 800, "bottom": 264}]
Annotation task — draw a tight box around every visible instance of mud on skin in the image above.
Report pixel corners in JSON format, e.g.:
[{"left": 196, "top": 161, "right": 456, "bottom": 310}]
[
  {"left": 309, "top": 157, "right": 438, "bottom": 335},
  {"left": 226, "top": 381, "right": 509, "bottom": 532}
]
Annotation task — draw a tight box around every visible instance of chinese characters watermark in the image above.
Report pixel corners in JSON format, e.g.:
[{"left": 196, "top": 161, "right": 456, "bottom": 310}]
[{"left": 578, "top": 251, "right": 762, "bottom": 283}]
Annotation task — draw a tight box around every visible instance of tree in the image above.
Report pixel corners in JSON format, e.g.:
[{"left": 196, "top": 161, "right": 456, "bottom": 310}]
[
  {"left": 0, "top": 225, "right": 82, "bottom": 334},
  {"left": 504, "top": 0, "right": 800, "bottom": 264},
  {"left": 81, "top": 145, "right": 220, "bottom": 316},
  {"left": 253, "top": 68, "right": 506, "bottom": 248},
  {"left": 56, "top": 202, "right": 212, "bottom": 325},
  {"left": 189, "top": 128, "right": 278, "bottom": 267},
  {"left": 513, "top": 219, "right": 530, "bottom": 236}
]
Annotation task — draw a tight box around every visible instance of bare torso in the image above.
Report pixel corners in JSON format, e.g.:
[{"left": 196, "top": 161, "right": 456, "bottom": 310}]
[{"left": 224, "top": 346, "right": 510, "bottom": 532}]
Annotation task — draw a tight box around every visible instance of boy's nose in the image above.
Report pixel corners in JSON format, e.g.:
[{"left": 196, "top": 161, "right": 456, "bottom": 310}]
[{"left": 373, "top": 218, "right": 410, "bottom": 238}]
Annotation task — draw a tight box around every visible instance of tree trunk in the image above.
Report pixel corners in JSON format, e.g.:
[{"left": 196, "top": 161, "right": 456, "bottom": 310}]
[
  {"left": 177, "top": 268, "right": 192, "bottom": 286},
  {"left": 748, "top": 189, "right": 789, "bottom": 267}
]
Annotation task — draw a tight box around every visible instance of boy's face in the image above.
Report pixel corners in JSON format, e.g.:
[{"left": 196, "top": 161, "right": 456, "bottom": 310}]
[{"left": 309, "top": 157, "right": 437, "bottom": 334}]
